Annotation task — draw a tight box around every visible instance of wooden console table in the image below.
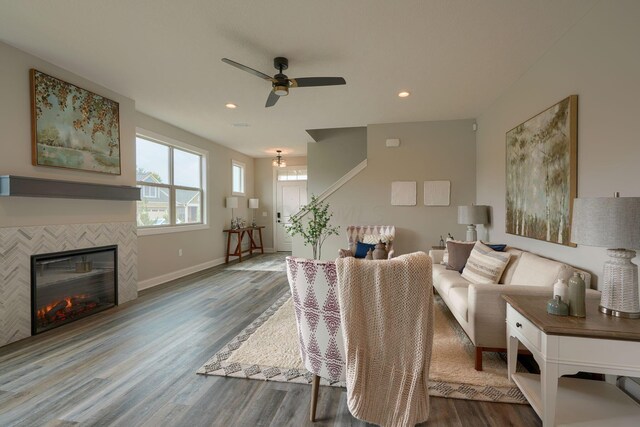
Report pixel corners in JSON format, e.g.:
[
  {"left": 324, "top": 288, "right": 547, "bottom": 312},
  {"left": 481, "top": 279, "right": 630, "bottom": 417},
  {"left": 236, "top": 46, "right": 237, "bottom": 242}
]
[
  {"left": 504, "top": 295, "right": 640, "bottom": 426},
  {"left": 223, "top": 226, "right": 265, "bottom": 263}
]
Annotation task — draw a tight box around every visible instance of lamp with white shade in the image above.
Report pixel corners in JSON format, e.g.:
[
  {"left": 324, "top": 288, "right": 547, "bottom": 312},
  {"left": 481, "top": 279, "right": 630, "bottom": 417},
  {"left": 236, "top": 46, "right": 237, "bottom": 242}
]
[
  {"left": 249, "top": 198, "right": 259, "bottom": 226},
  {"left": 571, "top": 194, "right": 640, "bottom": 318},
  {"left": 226, "top": 197, "right": 238, "bottom": 228},
  {"left": 457, "top": 205, "right": 489, "bottom": 241}
]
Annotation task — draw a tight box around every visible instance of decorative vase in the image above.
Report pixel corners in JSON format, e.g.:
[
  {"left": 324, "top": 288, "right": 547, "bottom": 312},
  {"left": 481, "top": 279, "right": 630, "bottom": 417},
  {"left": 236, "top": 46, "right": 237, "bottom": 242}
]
[
  {"left": 547, "top": 295, "right": 569, "bottom": 316},
  {"left": 365, "top": 249, "right": 373, "bottom": 260},
  {"left": 372, "top": 241, "right": 388, "bottom": 260},
  {"left": 568, "top": 272, "right": 586, "bottom": 317},
  {"left": 553, "top": 279, "right": 569, "bottom": 302}
]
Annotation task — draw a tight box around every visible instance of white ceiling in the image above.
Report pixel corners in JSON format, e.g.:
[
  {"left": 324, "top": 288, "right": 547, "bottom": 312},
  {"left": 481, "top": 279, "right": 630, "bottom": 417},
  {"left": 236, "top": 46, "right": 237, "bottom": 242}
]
[{"left": 0, "top": 0, "right": 596, "bottom": 157}]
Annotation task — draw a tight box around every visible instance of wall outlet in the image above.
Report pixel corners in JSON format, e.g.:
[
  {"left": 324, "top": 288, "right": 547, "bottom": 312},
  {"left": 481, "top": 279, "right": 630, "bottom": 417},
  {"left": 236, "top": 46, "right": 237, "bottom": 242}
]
[
  {"left": 262, "top": 211, "right": 267, "bottom": 217},
  {"left": 178, "top": 249, "right": 183, "bottom": 256}
]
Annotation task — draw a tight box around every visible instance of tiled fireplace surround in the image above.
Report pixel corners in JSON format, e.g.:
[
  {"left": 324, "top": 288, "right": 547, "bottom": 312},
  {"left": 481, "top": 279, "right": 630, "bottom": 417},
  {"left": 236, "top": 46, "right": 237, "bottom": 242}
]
[{"left": 0, "top": 222, "right": 138, "bottom": 347}]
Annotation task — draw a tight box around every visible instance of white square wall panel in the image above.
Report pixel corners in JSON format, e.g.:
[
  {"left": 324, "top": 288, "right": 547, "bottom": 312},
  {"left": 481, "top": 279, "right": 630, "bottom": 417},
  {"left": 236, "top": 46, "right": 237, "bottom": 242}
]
[
  {"left": 424, "top": 180, "right": 451, "bottom": 206},
  {"left": 391, "top": 181, "right": 417, "bottom": 206}
]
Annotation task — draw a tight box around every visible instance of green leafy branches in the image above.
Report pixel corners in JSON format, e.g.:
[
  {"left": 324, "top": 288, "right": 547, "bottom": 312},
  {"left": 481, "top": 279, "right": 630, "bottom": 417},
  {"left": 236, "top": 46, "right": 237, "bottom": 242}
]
[{"left": 286, "top": 195, "right": 339, "bottom": 259}]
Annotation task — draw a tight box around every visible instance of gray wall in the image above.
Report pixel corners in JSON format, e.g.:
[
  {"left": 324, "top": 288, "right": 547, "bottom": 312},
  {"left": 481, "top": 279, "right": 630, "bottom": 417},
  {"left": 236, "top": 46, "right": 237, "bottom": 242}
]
[
  {"left": 0, "top": 41, "right": 136, "bottom": 227},
  {"left": 295, "top": 119, "right": 476, "bottom": 259},
  {"left": 475, "top": 0, "right": 640, "bottom": 287},
  {"left": 307, "top": 127, "right": 367, "bottom": 196},
  {"left": 136, "top": 113, "right": 254, "bottom": 284}
]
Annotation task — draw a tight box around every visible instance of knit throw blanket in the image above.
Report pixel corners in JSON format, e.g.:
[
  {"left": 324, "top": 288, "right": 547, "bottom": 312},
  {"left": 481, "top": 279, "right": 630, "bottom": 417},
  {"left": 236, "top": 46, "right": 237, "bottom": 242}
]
[{"left": 335, "top": 252, "right": 434, "bottom": 427}]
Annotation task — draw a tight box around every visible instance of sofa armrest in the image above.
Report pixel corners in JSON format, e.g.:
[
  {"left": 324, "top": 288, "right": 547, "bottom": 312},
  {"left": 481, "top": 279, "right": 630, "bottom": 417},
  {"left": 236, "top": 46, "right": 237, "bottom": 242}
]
[
  {"left": 429, "top": 249, "right": 445, "bottom": 264},
  {"left": 466, "top": 283, "right": 600, "bottom": 348},
  {"left": 338, "top": 249, "right": 354, "bottom": 258}
]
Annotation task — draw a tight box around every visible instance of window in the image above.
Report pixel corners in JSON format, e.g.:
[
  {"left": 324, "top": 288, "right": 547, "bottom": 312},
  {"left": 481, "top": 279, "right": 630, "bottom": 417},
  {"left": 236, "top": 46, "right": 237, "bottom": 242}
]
[
  {"left": 232, "top": 160, "right": 245, "bottom": 195},
  {"left": 277, "top": 167, "right": 308, "bottom": 181},
  {"left": 136, "top": 131, "right": 207, "bottom": 231}
]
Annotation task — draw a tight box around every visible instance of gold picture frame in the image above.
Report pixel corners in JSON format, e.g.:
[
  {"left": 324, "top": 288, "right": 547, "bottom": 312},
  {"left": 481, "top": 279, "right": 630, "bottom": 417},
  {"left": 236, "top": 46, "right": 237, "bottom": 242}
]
[
  {"left": 30, "top": 69, "right": 121, "bottom": 175},
  {"left": 505, "top": 95, "right": 578, "bottom": 247}
]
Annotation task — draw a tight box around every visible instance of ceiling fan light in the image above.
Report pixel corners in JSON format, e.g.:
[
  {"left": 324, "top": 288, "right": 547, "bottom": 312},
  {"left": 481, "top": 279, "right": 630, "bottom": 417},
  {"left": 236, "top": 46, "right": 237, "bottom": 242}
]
[{"left": 274, "top": 86, "right": 289, "bottom": 96}]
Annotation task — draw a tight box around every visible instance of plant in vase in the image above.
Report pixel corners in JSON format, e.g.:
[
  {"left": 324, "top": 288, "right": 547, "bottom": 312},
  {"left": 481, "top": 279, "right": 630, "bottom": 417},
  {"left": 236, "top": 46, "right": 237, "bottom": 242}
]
[{"left": 287, "top": 195, "right": 339, "bottom": 260}]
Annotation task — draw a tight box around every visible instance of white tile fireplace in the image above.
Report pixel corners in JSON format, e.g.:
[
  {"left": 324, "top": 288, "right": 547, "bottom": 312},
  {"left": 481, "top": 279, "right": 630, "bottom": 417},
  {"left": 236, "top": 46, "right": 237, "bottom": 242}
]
[{"left": 0, "top": 222, "right": 137, "bottom": 347}]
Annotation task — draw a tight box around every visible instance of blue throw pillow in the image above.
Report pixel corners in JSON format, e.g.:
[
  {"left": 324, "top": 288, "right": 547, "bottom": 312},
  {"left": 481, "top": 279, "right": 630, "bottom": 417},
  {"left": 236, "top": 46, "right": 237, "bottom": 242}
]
[
  {"left": 485, "top": 243, "right": 507, "bottom": 252},
  {"left": 354, "top": 241, "right": 376, "bottom": 258}
]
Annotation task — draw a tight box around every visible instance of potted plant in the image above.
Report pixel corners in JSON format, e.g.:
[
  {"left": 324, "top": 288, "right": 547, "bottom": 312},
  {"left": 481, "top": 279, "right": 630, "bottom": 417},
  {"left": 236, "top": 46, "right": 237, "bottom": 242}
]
[{"left": 287, "top": 195, "right": 339, "bottom": 260}]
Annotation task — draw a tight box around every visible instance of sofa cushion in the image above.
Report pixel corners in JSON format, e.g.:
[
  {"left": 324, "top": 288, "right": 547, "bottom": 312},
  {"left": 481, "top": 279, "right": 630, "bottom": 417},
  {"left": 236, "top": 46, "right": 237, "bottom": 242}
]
[
  {"left": 448, "top": 287, "right": 468, "bottom": 321},
  {"left": 510, "top": 252, "right": 568, "bottom": 287},
  {"left": 461, "top": 241, "right": 511, "bottom": 284},
  {"left": 445, "top": 240, "right": 476, "bottom": 272},
  {"left": 500, "top": 248, "right": 524, "bottom": 284},
  {"left": 432, "top": 263, "right": 447, "bottom": 281},
  {"left": 435, "top": 271, "right": 470, "bottom": 297}
]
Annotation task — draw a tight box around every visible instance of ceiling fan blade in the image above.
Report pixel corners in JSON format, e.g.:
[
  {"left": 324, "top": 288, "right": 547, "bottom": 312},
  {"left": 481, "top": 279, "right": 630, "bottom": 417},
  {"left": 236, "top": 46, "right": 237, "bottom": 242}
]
[
  {"left": 221, "top": 58, "right": 274, "bottom": 81},
  {"left": 289, "top": 77, "right": 346, "bottom": 88},
  {"left": 265, "top": 91, "right": 279, "bottom": 108}
]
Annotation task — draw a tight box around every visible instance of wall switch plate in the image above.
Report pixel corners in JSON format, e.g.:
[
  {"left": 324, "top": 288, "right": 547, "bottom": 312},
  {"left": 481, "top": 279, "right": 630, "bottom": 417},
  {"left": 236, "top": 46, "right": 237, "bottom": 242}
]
[
  {"left": 262, "top": 211, "right": 267, "bottom": 217},
  {"left": 178, "top": 249, "right": 183, "bottom": 256},
  {"left": 386, "top": 138, "right": 400, "bottom": 147}
]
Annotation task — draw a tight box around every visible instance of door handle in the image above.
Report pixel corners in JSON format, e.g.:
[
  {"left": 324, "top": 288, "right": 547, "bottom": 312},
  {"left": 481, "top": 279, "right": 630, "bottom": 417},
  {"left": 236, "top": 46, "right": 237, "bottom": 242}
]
[{"left": 277, "top": 212, "right": 281, "bottom": 219}]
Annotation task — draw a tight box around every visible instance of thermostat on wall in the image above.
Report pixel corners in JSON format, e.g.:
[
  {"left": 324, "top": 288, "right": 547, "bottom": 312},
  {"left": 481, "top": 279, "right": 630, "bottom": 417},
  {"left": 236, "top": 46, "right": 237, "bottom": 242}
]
[{"left": 386, "top": 138, "right": 400, "bottom": 147}]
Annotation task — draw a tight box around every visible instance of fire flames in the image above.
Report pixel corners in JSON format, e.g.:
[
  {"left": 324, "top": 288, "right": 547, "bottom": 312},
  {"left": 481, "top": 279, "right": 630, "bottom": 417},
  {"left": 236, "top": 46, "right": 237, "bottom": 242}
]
[{"left": 37, "top": 294, "right": 99, "bottom": 326}]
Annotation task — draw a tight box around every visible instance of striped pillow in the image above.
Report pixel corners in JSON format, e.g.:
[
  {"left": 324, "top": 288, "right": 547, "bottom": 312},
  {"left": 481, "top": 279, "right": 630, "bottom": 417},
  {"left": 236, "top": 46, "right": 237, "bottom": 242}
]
[{"left": 461, "top": 241, "right": 511, "bottom": 284}]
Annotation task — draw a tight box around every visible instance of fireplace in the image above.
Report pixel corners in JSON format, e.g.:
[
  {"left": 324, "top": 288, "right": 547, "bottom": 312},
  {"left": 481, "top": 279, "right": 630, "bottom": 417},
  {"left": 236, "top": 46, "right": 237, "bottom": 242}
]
[{"left": 31, "top": 245, "right": 118, "bottom": 335}]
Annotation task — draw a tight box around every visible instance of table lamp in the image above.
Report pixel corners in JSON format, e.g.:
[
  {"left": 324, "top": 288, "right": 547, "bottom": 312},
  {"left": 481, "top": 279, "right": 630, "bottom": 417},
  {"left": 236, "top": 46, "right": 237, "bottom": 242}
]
[
  {"left": 249, "top": 198, "right": 259, "bottom": 226},
  {"left": 457, "top": 205, "right": 489, "bottom": 241},
  {"left": 571, "top": 194, "right": 640, "bottom": 318},
  {"left": 226, "top": 197, "right": 238, "bottom": 228}
]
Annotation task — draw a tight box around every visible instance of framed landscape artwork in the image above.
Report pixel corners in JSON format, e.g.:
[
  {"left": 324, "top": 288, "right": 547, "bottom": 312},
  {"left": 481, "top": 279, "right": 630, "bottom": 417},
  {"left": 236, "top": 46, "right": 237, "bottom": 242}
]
[
  {"left": 505, "top": 95, "right": 577, "bottom": 247},
  {"left": 30, "top": 69, "right": 121, "bottom": 175}
]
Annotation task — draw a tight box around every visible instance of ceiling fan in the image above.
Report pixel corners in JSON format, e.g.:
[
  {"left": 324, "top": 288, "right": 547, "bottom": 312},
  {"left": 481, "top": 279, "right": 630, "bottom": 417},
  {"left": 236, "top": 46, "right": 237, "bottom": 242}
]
[{"left": 221, "top": 57, "right": 346, "bottom": 107}]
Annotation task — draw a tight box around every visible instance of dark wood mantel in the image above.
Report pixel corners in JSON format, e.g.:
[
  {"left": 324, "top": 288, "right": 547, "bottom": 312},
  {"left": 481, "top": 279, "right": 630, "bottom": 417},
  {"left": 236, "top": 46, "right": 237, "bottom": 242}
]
[{"left": 0, "top": 175, "right": 140, "bottom": 201}]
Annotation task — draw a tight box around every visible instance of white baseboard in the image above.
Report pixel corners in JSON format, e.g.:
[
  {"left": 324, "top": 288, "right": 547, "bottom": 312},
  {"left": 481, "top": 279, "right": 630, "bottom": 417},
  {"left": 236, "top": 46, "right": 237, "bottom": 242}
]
[
  {"left": 137, "top": 257, "right": 226, "bottom": 291},
  {"left": 264, "top": 248, "right": 276, "bottom": 253}
]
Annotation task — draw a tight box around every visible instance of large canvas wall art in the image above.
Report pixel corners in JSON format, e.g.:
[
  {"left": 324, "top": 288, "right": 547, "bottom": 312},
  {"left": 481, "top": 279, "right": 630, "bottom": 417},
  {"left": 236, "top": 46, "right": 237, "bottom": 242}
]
[
  {"left": 31, "top": 69, "right": 121, "bottom": 175},
  {"left": 505, "top": 95, "right": 577, "bottom": 246}
]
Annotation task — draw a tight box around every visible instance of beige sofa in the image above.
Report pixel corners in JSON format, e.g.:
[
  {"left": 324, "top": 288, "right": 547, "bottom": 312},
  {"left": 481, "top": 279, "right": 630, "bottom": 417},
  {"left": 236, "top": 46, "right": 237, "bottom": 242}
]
[{"left": 429, "top": 247, "right": 599, "bottom": 371}]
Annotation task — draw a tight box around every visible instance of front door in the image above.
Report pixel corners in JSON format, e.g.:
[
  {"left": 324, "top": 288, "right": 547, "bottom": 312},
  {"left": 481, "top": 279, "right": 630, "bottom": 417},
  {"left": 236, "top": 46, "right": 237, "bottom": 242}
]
[{"left": 275, "top": 180, "right": 307, "bottom": 252}]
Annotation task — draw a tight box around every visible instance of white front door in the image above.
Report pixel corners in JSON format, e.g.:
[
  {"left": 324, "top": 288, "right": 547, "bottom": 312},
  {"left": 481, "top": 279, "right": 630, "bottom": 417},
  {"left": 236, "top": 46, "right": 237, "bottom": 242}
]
[{"left": 276, "top": 180, "right": 308, "bottom": 252}]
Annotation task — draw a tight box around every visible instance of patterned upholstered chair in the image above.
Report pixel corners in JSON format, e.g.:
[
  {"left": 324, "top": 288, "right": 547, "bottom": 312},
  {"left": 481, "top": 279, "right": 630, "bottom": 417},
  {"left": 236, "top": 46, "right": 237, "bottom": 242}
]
[
  {"left": 285, "top": 256, "right": 346, "bottom": 422},
  {"left": 338, "top": 225, "right": 396, "bottom": 259}
]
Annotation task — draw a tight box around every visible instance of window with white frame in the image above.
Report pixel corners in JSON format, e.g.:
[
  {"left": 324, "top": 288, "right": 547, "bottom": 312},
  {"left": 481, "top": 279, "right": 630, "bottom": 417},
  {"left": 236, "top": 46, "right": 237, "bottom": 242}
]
[
  {"left": 277, "top": 167, "right": 308, "bottom": 181},
  {"left": 136, "top": 133, "right": 207, "bottom": 229},
  {"left": 232, "top": 160, "right": 245, "bottom": 195}
]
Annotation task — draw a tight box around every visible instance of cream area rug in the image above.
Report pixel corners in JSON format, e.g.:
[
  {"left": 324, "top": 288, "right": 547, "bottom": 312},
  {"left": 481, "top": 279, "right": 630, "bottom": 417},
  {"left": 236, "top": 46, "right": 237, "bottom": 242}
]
[{"left": 198, "top": 292, "right": 528, "bottom": 404}]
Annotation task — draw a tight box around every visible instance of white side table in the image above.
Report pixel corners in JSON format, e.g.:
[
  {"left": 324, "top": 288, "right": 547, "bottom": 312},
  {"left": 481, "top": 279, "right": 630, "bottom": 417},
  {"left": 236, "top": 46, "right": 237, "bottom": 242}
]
[{"left": 504, "top": 295, "right": 640, "bottom": 426}]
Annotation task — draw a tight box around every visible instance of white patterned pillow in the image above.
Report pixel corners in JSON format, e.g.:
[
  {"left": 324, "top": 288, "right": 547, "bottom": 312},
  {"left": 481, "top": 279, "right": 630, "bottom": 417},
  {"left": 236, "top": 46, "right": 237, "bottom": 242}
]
[
  {"left": 461, "top": 241, "right": 511, "bottom": 284},
  {"left": 362, "top": 234, "right": 393, "bottom": 245}
]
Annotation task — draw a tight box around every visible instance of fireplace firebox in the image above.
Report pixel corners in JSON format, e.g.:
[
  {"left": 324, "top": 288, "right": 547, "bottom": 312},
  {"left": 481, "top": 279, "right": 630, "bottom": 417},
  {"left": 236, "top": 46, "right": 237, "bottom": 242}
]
[{"left": 31, "top": 245, "right": 118, "bottom": 335}]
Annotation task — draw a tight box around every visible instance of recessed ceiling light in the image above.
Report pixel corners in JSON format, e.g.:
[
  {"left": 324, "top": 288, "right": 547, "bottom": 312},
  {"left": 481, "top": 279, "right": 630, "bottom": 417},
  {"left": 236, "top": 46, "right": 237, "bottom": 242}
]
[
  {"left": 225, "top": 103, "right": 238, "bottom": 109},
  {"left": 398, "top": 91, "right": 410, "bottom": 98}
]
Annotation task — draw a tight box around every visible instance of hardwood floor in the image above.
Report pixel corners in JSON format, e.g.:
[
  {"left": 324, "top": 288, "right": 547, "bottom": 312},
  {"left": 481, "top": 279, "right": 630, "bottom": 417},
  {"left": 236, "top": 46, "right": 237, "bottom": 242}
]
[{"left": 0, "top": 254, "right": 541, "bottom": 426}]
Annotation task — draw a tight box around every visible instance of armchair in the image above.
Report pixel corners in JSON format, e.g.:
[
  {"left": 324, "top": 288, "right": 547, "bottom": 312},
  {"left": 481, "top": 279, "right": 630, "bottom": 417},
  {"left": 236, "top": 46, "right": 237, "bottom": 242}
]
[
  {"left": 337, "top": 225, "right": 396, "bottom": 259},
  {"left": 285, "top": 256, "right": 345, "bottom": 422}
]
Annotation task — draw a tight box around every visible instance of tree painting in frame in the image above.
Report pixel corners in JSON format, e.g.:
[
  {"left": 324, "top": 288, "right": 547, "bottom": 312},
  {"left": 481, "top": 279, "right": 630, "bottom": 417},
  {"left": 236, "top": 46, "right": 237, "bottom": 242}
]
[
  {"left": 506, "top": 95, "right": 577, "bottom": 246},
  {"left": 30, "top": 69, "right": 121, "bottom": 174}
]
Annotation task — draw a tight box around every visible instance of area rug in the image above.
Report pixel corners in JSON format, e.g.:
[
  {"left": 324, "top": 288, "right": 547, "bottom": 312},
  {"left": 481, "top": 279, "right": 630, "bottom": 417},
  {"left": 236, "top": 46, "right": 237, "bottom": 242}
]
[{"left": 197, "top": 292, "right": 528, "bottom": 404}]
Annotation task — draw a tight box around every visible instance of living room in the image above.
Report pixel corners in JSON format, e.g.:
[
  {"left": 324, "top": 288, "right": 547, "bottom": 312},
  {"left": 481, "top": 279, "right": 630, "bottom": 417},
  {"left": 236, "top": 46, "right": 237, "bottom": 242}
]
[{"left": 1, "top": 1, "right": 639, "bottom": 426}]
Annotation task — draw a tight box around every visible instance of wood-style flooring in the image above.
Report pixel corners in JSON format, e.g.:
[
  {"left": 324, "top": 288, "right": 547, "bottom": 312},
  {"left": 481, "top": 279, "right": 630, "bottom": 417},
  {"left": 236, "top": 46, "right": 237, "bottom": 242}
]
[{"left": 0, "top": 254, "right": 541, "bottom": 426}]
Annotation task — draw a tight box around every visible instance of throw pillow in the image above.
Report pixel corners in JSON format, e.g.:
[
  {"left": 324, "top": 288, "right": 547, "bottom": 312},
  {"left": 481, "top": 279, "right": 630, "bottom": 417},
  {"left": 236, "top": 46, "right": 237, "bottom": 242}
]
[
  {"left": 483, "top": 243, "right": 507, "bottom": 252},
  {"left": 362, "top": 234, "right": 394, "bottom": 245},
  {"left": 354, "top": 241, "right": 376, "bottom": 258},
  {"left": 445, "top": 240, "right": 476, "bottom": 272},
  {"left": 461, "top": 241, "right": 511, "bottom": 284}
]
